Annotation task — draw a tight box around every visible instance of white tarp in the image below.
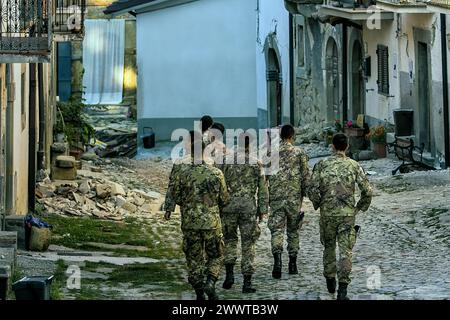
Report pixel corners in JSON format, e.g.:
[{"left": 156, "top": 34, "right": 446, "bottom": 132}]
[{"left": 82, "top": 19, "right": 125, "bottom": 105}]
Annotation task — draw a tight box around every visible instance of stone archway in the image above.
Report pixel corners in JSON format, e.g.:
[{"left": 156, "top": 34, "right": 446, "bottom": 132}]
[
  {"left": 264, "top": 34, "right": 283, "bottom": 127},
  {"left": 351, "top": 40, "right": 364, "bottom": 120},
  {"left": 325, "top": 37, "right": 340, "bottom": 123}
]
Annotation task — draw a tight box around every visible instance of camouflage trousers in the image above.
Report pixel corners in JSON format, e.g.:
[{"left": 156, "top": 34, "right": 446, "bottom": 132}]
[
  {"left": 319, "top": 216, "right": 357, "bottom": 284},
  {"left": 268, "top": 201, "right": 304, "bottom": 256},
  {"left": 182, "top": 228, "right": 224, "bottom": 289},
  {"left": 222, "top": 212, "right": 261, "bottom": 275}
]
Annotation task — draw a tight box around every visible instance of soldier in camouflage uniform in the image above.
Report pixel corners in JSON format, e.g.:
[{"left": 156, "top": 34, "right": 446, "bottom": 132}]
[
  {"left": 164, "top": 131, "right": 229, "bottom": 300},
  {"left": 220, "top": 134, "right": 268, "bottom": 293},
  {"left": 309, "top": 133, "right": 373, "bottom": 300},
  {"left": 267, "top": 124, "right": 310, "bottom": 279}
]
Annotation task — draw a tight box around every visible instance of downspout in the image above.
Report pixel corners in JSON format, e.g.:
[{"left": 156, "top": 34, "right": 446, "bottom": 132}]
[
  {"left": 441, "top": 14, "right": 450, "bottom": 168},
  {"left": 37, "top": 64, "right": 45, "bottom": 171},
  {"left": 28, "top": 64, "right": 37, "bottom": 214},
  {"left": 289, "top": 13, "right": 295, "bottom": 126},
  {"left": 5, "top": 64, "right": 14, "bottom": 224},
  {"left": 342, "top": 23, "right": 348, "bottom": 122}
]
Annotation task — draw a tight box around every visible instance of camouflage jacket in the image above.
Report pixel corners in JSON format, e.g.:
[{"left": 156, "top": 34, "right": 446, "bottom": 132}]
[
  {"left": 221, "top": 151, "right": 269, "bottom": 215},
  {"left": 267, "top": 141, "right": 311, "bottom": 204},
  {"left": 164, "top": 158, "right": 229, "bottom": 230},
  {"left": 309, "top": 152, "right": 373, "bottom": 217}
]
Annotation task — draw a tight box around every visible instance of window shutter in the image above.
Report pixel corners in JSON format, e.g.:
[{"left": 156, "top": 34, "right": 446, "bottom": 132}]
[
  {"left": 377, "top": 45, "right": 389, "bottom": 95},
  {"left": 57, "top": 42, "right": 72, "bottom": 102}
]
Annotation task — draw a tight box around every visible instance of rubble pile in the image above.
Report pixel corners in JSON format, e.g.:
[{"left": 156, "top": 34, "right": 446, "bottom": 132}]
[
  {"left": 295, "top": 124, "right": 324, "bottom": 144},
  {"left": 36, "top": 164, "right": 165, "bottom": 221},
  {"left": 95, "top": 128, "right": 137, "bottom": 159}
]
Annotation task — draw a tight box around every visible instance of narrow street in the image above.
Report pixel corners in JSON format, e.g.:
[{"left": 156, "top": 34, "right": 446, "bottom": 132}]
[{"left": 15, "top": 152, "right": 450, "bottom": 300}]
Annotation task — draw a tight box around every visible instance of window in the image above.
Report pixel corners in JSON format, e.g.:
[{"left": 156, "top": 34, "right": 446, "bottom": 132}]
[
  {"left": 377, "top": 44, "right": 389, "bottom": 95},
  {"left": 297, "top": 25, "right": 305, "bottom": 67}
]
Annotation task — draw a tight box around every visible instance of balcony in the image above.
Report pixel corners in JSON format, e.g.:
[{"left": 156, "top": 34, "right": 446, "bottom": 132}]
[
  {"left": 0, "top": 0, "right": 52, "bottom": 62},
  {"left": 427, "top": 0, "right": 450, "bottom": 14},
  {"left": 375, "top": 0, "right": 430, "bottom": 13},
  {"left": 319, "top": 1, "right": 394, "bottom": 21},
  {"left": 53, "top": 0, "right": 86, "bottom": 40},
  {"left": 284, "top": 0, "right": 324, "bottom": 15}
]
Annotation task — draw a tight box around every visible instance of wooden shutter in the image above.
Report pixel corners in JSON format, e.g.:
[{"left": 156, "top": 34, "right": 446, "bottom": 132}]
[
  {"left": 376, "top": 45, "right": 389, "bottom": 95},
  {"left": 57, "top": 42, "right": 72, "bottom": 102}
]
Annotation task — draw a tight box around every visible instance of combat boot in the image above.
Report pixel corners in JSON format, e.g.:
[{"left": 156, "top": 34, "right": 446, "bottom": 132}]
[
  {"left": 195, "top": 288, "right": 206, "bottom": 300},
  {"left": 337, "top": 282, "right": 350, "bottom": 300},
  {"left": 222, "top": 264, "right": 235, "bottom": 289},
  {"left": 325, "top": 277, "right": 336, "bottom": 294},
  {"left": 204, "top": 275, "right": 219, "bottom": 300},
  {"left": 272, "top": 253, "right": 282, "bottom": 279},
  {"left": 242, "top": 275, "right": 256, "bottom": 293},
  {"left": 288, "top": 255, "right": 298, "bottom": 275}
]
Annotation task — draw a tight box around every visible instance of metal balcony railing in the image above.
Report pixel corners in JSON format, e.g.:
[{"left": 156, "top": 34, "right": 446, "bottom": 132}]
[
  {"left": 0, "top": 0, "right": 51, "bottom": 54},
  {"left": 53, "top": 0, "right": 85, "bottom": 34}
]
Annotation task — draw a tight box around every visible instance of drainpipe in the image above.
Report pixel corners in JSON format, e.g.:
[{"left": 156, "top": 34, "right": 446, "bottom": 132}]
[
  {"left": 289, "top": 13, "right": 295, "bottom": 126},
  {"left": 29, "top": 64, "right": 37, "bottom": 214},
  {"left": 441, "top": 14, "right": 450, "bottom": 168},
  {"left": 37, "top": 64, "right": 45, "bottom": 171},
  {"left": 5, "top": 64, "right": 14, "bottom": 225},
  {"left": 342, "top": 23, "right": 348, "bottom": 122}
]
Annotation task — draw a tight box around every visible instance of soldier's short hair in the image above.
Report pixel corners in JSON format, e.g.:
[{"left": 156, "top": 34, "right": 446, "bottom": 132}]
[
  {"left": 189, "top": 130, "right": 205, "bottom": 154},
  {"left": 211, "top": 122, "right": 225, "bottom": 135},
  {"left": 280, "top": 124, "right": 295, "bottom": 140},
  {"left": 200, "top": 115, "right": 214, "bottom": 132},
  {"left": 332, "top": 133, "right": 349, "bottom": 151},
  {"left": 238, "top": 132, "right": 254, "bottom": 150}
]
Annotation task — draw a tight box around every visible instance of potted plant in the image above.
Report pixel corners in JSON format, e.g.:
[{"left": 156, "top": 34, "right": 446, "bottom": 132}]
[
  {"left": 343, "top": 120, "right": 365, "bottom": 137},
  {"left": 367, "top": 124, "right": 387, "bottom": 158},
  {"left": 54, "top": 97, "right": 95, "bottom": 160}
]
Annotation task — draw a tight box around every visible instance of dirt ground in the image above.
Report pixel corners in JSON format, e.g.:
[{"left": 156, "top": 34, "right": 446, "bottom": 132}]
[{"left": 15, "top": 150, "right": 450, "bottom": 300}]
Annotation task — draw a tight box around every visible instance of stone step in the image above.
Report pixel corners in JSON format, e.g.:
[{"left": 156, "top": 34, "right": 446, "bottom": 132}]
[
  {"left": 4, "top": 216, "right": 26, "bottom": 250},
  {"left": 0, "top": 231, "right": 18, "bottom": 251}
]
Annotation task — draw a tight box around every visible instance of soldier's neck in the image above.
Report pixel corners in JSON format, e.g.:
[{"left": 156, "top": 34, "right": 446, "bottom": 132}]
[{"left": 335, "top": 150, "right": 347, "bottom": 157}]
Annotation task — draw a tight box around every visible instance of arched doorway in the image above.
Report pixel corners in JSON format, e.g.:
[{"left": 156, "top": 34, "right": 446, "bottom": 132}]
[
  {"left": 351, "top": 40, "right": 364, "bottom": 120},
  {"left": 267, "top": 48, "right": 282, "bottom": 127},
  {"left": 325, "top": 38, "right": 340, "bottom": 123}
]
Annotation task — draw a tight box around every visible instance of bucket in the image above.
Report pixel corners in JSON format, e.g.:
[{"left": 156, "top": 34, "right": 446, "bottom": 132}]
[{"left": 142, "top": 127, "right": 155, "bottom": 149}]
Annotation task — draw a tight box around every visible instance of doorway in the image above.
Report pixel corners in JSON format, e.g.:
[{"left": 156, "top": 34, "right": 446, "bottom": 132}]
[
  {"left": 351, "top": 41, "right": 364, "bottom": 120},
  {"left": 417, "top": 41, "right": 431, "bottom": 152},
  {"left": 326, "top": 38, "right": 340, "bottom": 123},
  {"left": 267, "top": 48, "right": 282, "bottom": 127}
]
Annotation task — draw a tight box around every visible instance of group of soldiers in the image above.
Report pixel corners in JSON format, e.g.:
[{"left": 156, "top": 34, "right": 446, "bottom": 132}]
[{"left": 164, "top": 116, "right": 373, "bottom": 301}]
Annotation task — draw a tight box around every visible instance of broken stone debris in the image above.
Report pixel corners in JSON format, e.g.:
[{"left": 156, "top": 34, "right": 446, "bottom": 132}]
[{"left": 38, "top": 163, "right": 164, "bottom": 221}]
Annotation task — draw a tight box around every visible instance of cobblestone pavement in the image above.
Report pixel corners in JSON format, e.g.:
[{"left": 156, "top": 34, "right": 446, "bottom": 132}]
[
  {"left": 211, "top": 165, "right": 450, "bottom": 300},
  {"left": 16, "top": 155, "right": 450, "bottom": 300}
]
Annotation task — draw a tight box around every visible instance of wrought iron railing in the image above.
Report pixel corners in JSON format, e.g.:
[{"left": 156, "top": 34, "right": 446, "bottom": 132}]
[
  {"left": 53, "top": 0, "right": 85, "bottom": 34},
  {"left": 0, "top": 0, "right": 51, "bottom": 54}
]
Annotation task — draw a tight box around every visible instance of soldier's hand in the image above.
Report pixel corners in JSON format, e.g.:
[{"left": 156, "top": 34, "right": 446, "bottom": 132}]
[{"left": 164, "top": 211, "right": 172, "bottom": 221}]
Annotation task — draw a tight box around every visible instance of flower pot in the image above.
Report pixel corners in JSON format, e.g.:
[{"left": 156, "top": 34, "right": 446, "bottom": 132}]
[
  {"left": 344, "top": 127, "right": 365, "bottom": 137},
  {"left": 372, "top": 141, "right": 387, "bottom": 158}
]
